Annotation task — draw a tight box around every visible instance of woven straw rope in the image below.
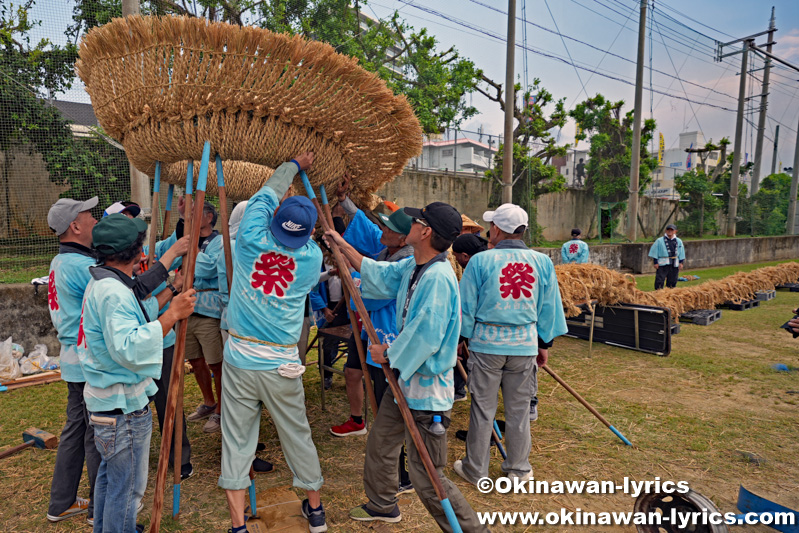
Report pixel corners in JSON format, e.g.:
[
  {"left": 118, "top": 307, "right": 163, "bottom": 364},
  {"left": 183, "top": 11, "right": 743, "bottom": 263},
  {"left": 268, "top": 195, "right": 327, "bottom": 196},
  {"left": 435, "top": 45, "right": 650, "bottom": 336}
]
[{"left": 76, "top": 15, "right": 422, "bottom": 202}]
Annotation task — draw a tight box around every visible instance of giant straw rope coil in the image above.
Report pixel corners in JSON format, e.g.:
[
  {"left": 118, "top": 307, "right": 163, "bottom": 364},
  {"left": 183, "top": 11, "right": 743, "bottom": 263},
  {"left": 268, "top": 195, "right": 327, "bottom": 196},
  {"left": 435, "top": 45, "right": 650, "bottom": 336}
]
[
  {"left": 76, "top": 15, "right": 423, "bottom": 202},
  {"left": 555, "top": 262, "right": 799, "bottom": 320}
]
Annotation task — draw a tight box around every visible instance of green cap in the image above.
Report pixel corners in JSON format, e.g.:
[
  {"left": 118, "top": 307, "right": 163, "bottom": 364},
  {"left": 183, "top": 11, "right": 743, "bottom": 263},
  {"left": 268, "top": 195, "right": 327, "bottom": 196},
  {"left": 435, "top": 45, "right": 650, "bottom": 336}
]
[
  {"left": 376, "top": 209, "right": 413, "bottom": 235},
  {"left": 92, "top": 213, "right": 147, "bottom": 255}
]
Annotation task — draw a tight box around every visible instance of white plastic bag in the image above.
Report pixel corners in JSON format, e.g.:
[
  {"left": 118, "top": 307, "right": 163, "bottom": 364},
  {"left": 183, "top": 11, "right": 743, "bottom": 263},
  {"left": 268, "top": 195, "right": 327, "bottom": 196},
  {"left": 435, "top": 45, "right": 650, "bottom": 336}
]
[
  {"left": 19, "top": 345, "right": 51, "bottom": 375},
  {"left": 11, "top": 343, "right": 24, "bottom": 360},
  {"left": 0, "top": 337, "right": 22, "bottom": 381}
]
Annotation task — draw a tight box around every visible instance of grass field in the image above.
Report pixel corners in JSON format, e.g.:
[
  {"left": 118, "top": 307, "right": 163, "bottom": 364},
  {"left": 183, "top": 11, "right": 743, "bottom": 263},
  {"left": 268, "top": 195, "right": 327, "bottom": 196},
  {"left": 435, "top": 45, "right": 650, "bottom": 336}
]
[{"left": 2, "top": 266, "right": 799, "bottom": 532}]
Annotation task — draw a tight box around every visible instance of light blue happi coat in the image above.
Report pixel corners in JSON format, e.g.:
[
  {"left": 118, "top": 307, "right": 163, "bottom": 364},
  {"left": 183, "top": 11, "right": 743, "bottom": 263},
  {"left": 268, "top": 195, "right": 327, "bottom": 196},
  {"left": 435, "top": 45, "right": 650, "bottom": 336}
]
[
  {"left": 460, "top": 240, "right": 567, "bottom": 356},
  {"left": 561, "top": 239, "right": 589, "bottom": 264},
  {"left": 48, "top": 244, "right": 95, "bottom": 382},
  {"left": 78, "top": 272, "right": 163, "bottom": 414},
  {"left": 360, "top": 255, "right": 460, "bottom": 412},
  {"left": 193, "top": 234, "right": 223, "bottom": 319},
  {"left": 224, "top": 162, "right": 323, "bottom": 371},
  {"left": 648, "top": 235, "right": 685, "bottom": 266}
]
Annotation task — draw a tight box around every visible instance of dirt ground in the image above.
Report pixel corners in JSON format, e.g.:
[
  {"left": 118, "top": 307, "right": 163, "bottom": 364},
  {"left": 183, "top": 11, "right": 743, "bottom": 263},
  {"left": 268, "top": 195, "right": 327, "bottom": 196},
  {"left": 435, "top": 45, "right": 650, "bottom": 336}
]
[{"left": 1, "top": 289, "right": 798, "bottom": 532}]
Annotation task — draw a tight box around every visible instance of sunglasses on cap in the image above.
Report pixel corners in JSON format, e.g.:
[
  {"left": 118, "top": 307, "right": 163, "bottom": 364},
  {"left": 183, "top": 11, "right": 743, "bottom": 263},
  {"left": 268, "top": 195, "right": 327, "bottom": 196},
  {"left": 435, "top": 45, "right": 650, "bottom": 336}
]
[{"left": 412, "top": 217, "right": 429, "bottom": 228}]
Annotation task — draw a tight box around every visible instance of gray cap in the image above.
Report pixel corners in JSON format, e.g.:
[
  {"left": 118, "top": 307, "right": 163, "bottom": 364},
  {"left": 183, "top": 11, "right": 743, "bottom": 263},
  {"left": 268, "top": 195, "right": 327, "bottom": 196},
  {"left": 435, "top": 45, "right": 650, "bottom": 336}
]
[
  {"left": 48, "top": 197, "right": 99, "bottom": 236},
  {"left": 665, "top": 224, "right": 677, "bottom": 231}
]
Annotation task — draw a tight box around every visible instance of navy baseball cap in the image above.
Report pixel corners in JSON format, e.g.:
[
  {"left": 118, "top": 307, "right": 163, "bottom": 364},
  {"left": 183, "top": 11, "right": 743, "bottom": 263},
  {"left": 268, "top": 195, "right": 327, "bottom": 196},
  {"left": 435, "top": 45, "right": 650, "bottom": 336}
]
[
  {"left": 270, "top": 196, "right": 318, "bottom": 248},
  {"left": 404, "top": 202, "right": 462, "bottom": 241}
]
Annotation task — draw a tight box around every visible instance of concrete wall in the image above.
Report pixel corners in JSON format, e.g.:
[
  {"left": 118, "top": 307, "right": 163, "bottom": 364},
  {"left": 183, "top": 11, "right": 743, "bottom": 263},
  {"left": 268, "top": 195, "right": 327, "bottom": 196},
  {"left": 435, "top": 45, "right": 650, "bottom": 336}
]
[
  {"left": 620, "top": 235, "right": 799, "bottom": 274},
  {"left": 0, "top": 147, "right": 69, "bottom": 239},
  {"left": 534, "top": 244, "right": 623, "bottom": 270},
  {"left": 377, "top": 169, "right": 491, "bottom": 226},
  {"left": 0, "top": 284, "right": 59, "bottom": 357}
]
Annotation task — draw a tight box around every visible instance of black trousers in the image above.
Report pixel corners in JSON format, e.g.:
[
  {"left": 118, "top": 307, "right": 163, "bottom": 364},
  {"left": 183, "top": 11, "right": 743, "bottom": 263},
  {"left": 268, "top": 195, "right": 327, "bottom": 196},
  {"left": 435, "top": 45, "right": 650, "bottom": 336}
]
[
  {"left": 322, "top": 301, "right": 350, "bottom": 379},
  {"left": 654, "top": 264, "right": 679, "bottom": 289},
  {"left": 153, "top": 345, "right": 192, "bottom": 467}
]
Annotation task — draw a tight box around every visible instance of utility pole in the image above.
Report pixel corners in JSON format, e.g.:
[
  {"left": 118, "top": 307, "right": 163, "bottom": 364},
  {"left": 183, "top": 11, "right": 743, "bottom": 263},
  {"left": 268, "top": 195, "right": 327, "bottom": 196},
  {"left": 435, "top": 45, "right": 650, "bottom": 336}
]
[
  {"left": 750, "top": 7, "right": 776, "bottom": 196},
  {"left": 121, "top": 0, "right": 150, "bottom": 214},
  {"left": 727, "top": 41, "right": 749, "bottom": 237},
  {"left": 787, "top": 114, "right": 799, "bottom": 234},
  {"left": 502, "top": 0, "right": 516, "bottom": 204},
  {"left": 626, "top": 0, "right": 647, "bottom": 242},
  {"left": 770, "top": 124, "right": 779, "bottom": 176}
]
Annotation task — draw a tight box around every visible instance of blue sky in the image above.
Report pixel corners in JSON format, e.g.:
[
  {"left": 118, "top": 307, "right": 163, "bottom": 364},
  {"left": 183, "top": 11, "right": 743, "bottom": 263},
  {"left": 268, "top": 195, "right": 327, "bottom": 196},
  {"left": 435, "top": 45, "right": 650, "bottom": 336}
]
[{"left": 30, "top": 0, "right": 799, "bottom": 172}]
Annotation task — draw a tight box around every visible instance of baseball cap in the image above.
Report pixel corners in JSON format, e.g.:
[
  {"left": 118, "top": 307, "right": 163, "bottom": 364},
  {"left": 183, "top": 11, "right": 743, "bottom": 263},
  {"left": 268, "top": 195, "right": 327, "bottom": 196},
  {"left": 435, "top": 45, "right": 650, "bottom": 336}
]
[
  {"left": 270, "top": 196, "right": 318, "bottom": 248},
  {"left": 452, "top": 233, "right": 489, "bottom": 256},
  {"left": 377, "top": 209, "right": 413, "bottom": 235},
  {"left": 48, "top": 196, "right": 99, "bottom": 236},
  {"left": 104, "top": 201, "right": 141, "bottom": 218},
  {"left": 483, "top": 203, "right": 528, "bottom": 234},
  {"left": 665, "top": 224, "right": 677, "bottom": 231},
  {"left": 92, "top": 213, "right": 148, "bottom": 255},
  {"left": 404, "top": 202, "right": 462, "bottom": 241}
]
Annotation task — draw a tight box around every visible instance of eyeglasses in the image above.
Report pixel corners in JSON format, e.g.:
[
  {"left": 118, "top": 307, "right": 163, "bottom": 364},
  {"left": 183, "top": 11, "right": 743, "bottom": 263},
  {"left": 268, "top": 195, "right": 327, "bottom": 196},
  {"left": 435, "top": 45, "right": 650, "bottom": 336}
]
[{"left": 412, "top": 217, "right": 429, "bottom": 227}]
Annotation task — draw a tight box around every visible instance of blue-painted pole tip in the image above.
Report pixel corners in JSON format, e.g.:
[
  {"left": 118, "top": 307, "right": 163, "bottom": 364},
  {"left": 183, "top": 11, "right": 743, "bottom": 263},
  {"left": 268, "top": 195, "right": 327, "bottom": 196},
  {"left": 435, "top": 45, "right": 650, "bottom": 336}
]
[
  {"left": 215, "top": 154, "right": 225, "bottom": 187},
  {"left": 440, "top": 498, "right": 463, "bottom": 533},
  {"left": 249, "top": 480, "right": 258, "bottom": 518},
  {"left": 300, "top": 171, "right": 315, "bottom": 199},
  {"left": 320, "top": 185, "right": 328, "bottom": 205},
  {"left": 609, "top": 425, "right": 632, "bottom": 446},
  {"left": 493, "top": 420, "right": 503, "bottom": 440},
  {"left": 185, "top": 161, "right": 194, "bottom": 195},
  {"left": 173, "top": 484, "right": 181, "bottom": 515},
  {"left": 165, "top": 184, "right": 175, "bottom": 211}
]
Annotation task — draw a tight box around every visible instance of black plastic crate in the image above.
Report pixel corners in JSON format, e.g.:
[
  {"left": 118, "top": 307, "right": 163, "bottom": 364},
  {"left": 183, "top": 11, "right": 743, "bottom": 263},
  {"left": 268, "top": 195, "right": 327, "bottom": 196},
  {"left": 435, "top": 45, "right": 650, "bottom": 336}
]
[
  {"left": 721, "top": 299, "right": 760, "bottom": 311},
  {"left": 565, "top": 303, "right": 672, "bottom": 356},
  {"left": 776, "top": 282, "right": 799, "bottom": 292},
  {"left": 680, "top": 309, "right": 722, "bottom": 326},
  {"left": 755, "top": 289, "right": 776, "bottom": 301}
]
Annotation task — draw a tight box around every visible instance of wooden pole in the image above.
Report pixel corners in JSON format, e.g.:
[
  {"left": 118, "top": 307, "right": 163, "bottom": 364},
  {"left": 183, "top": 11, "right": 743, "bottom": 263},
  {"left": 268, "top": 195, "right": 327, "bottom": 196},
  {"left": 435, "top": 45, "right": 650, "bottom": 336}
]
[
  {"left": 215, "top": 155, "right": 234, "bottom": 291},
  {"left": 147, "top": 162, "right": 161, "bottom": 267},
  {"left": 541, "top": 364, "right": 632, "bottom": 446},
  {"left": 162, "top": 184, "right": 175, "bottom": 239},
  {"left": 150, "top": 141, "right": 211, "bottom": 531},
  {"left": 300, "top": 173, "right": 462, "bottom": 532},
  {"left": 318, "top": 186, "right": 379, "bottom": 419}
]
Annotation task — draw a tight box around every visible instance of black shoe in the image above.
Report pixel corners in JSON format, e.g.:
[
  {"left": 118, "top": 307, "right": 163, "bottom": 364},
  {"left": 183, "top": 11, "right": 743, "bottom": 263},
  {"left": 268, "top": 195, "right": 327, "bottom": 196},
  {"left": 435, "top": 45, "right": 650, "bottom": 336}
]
[
  {"left": 256, "top": 442, "right": 266, "bottom": 452},
  {"left": 454, "top": 391, "right": 468, "bottom": 402},
  {"left": 252, "top": 457, "right": 274, "bottom": 473},
  {"left": 324, "top": 377, "right": 333, "bottom": 390},
  {"left": 136, "top": 525, "right": 145, "bottom": 533},
  {"left": 180, "top": 462, "right": 194, "bottom": 481}
]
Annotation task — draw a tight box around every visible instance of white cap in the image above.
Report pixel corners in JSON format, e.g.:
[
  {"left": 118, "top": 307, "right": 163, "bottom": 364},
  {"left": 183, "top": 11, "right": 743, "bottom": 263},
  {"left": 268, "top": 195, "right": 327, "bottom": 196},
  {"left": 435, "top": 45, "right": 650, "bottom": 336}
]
[
  {"left": 103, "top": 201, "right": 141, "bottom": 218},
  {"left": 483, "top": 203, "right": 528, "bottom": 234}
]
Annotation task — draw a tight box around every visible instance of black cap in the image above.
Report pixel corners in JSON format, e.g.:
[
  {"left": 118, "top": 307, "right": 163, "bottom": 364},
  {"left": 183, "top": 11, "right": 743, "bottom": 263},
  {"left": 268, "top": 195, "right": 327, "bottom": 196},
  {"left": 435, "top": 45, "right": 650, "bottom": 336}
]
[
  {"left": 665, "top": 224, "right": 677, "bottom": 231},
  {"left": 452, "top": 234, "right": 489, "bottom": 256},
  {"left": 571, "top": 228, "right": 582, "bottom": 237},
  {"left": 93, "top": 213, "right": 147, "bottom": 255},
  {"left": 404, "top": 202, "right": 462, "bottom": 241}
]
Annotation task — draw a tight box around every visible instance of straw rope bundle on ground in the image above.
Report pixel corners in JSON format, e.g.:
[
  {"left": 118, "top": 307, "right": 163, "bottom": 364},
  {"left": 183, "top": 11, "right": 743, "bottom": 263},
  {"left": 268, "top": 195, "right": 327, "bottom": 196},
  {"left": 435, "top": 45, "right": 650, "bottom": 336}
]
[
  {"left": 76, "top": 15, "right": 423, "bottom": 202},
  {"left": 555, "top": 263, "right": 799, "bottom": 320}
]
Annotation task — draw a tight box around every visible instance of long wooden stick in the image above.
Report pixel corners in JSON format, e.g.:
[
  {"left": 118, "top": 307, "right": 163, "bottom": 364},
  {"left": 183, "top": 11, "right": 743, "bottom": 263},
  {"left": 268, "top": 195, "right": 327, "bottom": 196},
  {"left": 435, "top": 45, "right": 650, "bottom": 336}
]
[
  {"left": 216, "top": 154, "right": 234, "bottom": 292},
  {"left": 162, "top": 184, "right": 175, "bottom": 239},
  {"left": 150, "top": 141, "right": 211, "bottom": 532},
  {"left": 300, "top": 173, "right": 462, "bottom": 532},
  {"left": 540, "top": 364, "right": 632, "bottom": 446},
  {"left": 454, "top": 360, "right": 506, "bottom": 459},
  {"left": 319, "top": 186, "right": 378, "bottom": 419},
  {"left": 147, "top": 162, "right": 161, "bottom": 267}
]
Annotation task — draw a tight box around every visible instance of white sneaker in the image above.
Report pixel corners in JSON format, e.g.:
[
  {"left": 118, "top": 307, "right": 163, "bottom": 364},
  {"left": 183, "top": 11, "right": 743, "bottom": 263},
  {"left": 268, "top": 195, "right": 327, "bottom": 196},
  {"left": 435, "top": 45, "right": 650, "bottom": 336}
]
[
  {"left": 508, "top": 470, "right": 534, "bottom": 482},
  {"left": 452, "top": 459, "right": 478, "bottom": 486}
]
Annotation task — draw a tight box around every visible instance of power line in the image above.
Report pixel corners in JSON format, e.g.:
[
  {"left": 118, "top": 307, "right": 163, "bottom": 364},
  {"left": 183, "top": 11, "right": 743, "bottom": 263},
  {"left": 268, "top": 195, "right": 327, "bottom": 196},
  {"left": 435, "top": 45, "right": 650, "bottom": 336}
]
[
  {"left": 398, "top": 0, "right": 739, "bottom": 113},
  {"left": 542, "top": 0, "right": 588, "bottom": 101}
]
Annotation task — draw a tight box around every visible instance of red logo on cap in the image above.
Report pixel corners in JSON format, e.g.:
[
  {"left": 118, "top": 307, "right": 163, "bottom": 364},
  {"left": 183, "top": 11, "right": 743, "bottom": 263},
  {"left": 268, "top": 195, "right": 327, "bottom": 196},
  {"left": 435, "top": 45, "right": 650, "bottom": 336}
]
[
  {"left": 48, "top": 271, "right": 59, "bottom": 311},
  {"left": 251, "top": 252, "right": 296, "bottom": 297},
  {"left": 499, "top": 262, "right": 535, "bottom": 299},
  {"left": 568, "top": 243, "right": 579, "bottom": 255}
]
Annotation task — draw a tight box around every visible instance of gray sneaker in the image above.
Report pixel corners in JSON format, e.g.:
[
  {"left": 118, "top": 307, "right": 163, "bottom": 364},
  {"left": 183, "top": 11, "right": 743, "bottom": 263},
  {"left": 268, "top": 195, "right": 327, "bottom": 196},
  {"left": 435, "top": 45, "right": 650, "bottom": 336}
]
[
  {"left": 187, "top": 403, "right": 217, "bottom": 422},
  {"left": 203, "top": 413, "right": 221, "bottom": 433}
]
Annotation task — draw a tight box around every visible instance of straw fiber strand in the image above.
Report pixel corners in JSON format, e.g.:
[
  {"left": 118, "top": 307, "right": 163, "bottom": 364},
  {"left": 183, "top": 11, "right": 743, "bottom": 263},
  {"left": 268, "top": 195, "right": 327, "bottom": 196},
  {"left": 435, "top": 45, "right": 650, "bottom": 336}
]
[
  {"left": 76, "top": 15, "right": 422, "bottom": 202},
  {"left": 555, "top": 263, "right": 799, "bottom": 320}
]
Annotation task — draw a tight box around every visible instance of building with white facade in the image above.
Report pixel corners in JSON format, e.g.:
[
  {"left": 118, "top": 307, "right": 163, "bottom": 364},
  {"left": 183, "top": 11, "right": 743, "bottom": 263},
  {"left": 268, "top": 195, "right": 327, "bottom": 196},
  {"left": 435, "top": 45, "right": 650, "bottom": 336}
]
[{"left": 409, "top": 137, "right": 498, "bottom": 173}]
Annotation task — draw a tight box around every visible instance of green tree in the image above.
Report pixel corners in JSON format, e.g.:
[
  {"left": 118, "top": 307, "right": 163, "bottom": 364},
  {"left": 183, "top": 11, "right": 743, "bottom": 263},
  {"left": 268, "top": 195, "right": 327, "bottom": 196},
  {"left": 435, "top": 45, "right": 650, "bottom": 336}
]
[
  {"left": 69, "top": 0, "right": 482, "bottom": 135},
  {"left": 0, "top": 1, "right": 129, "bottom": 237},
  {"left": 568, "top": 95, "right": 657, "bottom": 200},
  {"left": 674, "top": 138, "right": 729, "bottom": 236},
  {"left": 479, "top": 78, "right": 568, "bottom": 243}
]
